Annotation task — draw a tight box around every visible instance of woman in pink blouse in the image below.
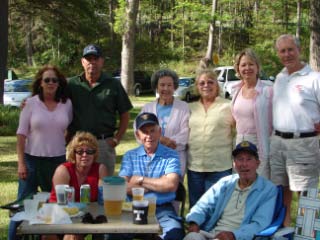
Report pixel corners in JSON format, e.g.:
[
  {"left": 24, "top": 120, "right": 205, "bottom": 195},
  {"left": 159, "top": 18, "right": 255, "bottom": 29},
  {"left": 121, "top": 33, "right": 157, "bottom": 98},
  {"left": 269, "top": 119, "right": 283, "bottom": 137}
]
[
  {"left": 231, "top": 48, "right": 273, "bottom": 179},
  {"left": 16, "top": 65, "right": 72, "bottom": 200}
]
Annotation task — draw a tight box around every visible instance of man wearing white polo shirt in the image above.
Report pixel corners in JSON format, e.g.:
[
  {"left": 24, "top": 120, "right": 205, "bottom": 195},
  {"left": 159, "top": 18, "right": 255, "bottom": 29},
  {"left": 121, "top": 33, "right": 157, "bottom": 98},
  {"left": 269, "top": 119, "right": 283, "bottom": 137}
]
[{"left": 271, "top": 34, "right": 320, "bottom": 226}]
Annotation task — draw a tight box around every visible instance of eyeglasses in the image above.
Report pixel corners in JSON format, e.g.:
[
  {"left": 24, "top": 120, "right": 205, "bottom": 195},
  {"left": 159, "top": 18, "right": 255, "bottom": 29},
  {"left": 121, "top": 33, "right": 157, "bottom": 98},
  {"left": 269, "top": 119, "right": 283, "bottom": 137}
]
[
  {"left": 43, "top": 78, "right": 59, "bottom": 84},
  {"left": 74, "top": 149, "right": 96, "bottom": 155},
  {"left": 198, "top": 80, "right": 216, "bottom": 87}
]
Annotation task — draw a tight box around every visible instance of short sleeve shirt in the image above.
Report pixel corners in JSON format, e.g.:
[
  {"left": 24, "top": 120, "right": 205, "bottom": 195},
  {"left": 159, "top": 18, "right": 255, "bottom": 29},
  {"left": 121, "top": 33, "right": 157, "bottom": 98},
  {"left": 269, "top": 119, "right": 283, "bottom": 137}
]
[
  {"left": 67, "top": 73, "right": 133, "bottom": 136},
  {"left": 119, "top": 143, "right": 181, "bottom": 204},
  {"left": 273, "top": 64, "right": 320, "bottom": 132}
]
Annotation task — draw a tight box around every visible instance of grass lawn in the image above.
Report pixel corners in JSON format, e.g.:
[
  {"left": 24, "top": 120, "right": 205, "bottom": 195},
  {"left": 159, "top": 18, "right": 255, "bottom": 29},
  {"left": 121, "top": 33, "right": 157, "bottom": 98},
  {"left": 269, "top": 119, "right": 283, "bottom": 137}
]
[{"left": 0, "top": 94, "right": 299, "bottom": 239}]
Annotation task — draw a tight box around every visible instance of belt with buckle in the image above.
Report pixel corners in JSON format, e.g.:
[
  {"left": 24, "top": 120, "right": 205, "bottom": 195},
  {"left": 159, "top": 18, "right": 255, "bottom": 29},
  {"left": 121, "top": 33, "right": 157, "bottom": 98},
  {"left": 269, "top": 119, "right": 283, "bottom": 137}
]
[
  {"left": 96, "top": 134, "right": 113, "bottom": 140},
  {"left": 275, "top": 130, "right": 317, "bottom": 139}
]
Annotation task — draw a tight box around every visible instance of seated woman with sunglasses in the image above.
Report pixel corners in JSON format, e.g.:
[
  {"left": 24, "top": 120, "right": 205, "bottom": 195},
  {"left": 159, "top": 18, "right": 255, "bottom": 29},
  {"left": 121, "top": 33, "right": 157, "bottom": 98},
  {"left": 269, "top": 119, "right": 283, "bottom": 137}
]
[
  {"left": 49, "top": 131, "right": 108, "bottom": 203},
  {"left": 46, "top": 132, "right": 108, "bottom": 240}
]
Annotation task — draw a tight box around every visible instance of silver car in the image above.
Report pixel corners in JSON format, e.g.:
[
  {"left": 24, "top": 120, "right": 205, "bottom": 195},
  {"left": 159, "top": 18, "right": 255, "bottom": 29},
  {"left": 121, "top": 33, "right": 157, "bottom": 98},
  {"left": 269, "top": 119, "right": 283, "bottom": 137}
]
[
  {"left": 174, "top": 77, "right": 198, "bottom": 102},
  {"left": 4, "top": 79, "right": 32, "bottom": 107}
]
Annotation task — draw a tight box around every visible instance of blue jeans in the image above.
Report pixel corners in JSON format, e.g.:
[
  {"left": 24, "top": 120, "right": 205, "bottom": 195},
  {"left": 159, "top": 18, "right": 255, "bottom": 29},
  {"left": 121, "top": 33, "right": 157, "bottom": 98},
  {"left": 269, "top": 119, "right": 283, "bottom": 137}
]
[
  {"left": 17, "top": 154, "right": 37, "bottom": 201},
  {"left": 108, "top": 203, "right": 185, "bottom": 240},
  {"left": 187, "top": 169, "right": 232, "bottom": 208}
]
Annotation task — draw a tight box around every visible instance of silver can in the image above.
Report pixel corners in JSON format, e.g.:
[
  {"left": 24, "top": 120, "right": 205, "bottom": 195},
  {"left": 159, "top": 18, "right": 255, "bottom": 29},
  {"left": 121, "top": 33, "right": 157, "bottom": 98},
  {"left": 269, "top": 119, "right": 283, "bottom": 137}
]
[
  {"left": 80, "top": 184, "right": 90, "bottom": 203},
  {"left": 65, "top": 186, "right": 75, "bottom": 203}
]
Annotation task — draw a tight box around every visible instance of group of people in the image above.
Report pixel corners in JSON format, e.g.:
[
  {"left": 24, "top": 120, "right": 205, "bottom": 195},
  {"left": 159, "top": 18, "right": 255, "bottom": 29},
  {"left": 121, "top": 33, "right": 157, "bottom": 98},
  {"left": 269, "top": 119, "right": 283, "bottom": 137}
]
[{"left": 9, "top": 33, "right": 320, "bottom": 240}]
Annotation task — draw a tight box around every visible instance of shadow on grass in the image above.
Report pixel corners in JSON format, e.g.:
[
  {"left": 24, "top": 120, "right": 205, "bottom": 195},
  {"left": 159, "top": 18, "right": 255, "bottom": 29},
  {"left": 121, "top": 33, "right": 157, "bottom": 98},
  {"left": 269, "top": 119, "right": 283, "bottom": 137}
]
[
  {"left": 0, "top": 137, "right": 16, "bottom": 156},
  {"left": 0, "top": 161, "right": 17, "bottom": 182}
]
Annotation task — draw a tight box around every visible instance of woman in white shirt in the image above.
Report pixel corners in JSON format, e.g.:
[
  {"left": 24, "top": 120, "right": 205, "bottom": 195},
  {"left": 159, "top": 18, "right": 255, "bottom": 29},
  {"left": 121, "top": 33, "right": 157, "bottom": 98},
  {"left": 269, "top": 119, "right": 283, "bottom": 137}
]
[{"left": 140, "top": 69, "right": 190, "bottom": 179}]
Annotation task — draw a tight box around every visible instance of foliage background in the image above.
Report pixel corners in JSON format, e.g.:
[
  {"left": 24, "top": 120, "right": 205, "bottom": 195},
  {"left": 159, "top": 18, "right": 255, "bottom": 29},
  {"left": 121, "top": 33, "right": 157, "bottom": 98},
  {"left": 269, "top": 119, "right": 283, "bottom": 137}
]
[{"left": 7, "top": 0, "right": 311, "bottom": 78}]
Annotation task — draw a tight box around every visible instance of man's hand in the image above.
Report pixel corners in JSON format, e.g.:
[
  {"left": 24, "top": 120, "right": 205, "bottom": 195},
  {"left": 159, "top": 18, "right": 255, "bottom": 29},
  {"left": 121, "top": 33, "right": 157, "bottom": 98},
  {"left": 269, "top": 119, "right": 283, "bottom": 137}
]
[
  {"left": 20, "top": 98, "right": 27, "bottom": 109},
  {"left": 188, "top": 222, "right": 200, "bottom": 233},
  {"left": 107, "top": 138, "right": 118, "bottom": 148},
  {"left": 160, "top": 136, "right": 177, "bottom": 149},
  {"left": 214, "top": 231, "right": 235, "bottom": 240},
  {"left": 314, "top": 122, "right": 320, "bottom": 133}
]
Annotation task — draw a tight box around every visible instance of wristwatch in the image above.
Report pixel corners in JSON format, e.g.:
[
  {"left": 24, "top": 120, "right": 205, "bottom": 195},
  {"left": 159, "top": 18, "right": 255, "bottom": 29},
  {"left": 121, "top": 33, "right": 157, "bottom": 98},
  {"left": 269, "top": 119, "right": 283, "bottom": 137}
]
[{"left": 138, "top": 176, "right": 144, "bottom": 185}]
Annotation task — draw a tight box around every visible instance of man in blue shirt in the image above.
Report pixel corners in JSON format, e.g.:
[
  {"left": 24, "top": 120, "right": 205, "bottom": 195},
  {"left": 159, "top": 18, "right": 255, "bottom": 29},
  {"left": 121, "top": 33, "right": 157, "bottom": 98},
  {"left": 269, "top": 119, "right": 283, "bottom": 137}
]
[
  {"left": 118, "top": 112, "right": 184, "bottom": 240},
  {"left": 184, "top": 141, "right": 277, "bottom": 240}
]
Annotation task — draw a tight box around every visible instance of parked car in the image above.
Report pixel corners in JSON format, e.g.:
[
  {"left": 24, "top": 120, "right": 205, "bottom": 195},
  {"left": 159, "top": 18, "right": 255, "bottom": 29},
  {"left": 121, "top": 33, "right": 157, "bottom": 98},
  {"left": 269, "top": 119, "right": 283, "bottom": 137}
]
[
  {"left": 112, "top": 70, "right": 153, "bottom": 96},
  {"left": 213, "top": 66, "right": 274, "bottom": 99},
  {"left": 4, "top": 79, "right": 32, "bottom": 107},
  {"left": 174, "top": 77, "right": 198, "bottom": 102},
  {"left": 5, "top": 69, "right": 18, "bottom": 80},
  {"left": 155, "top": 77, "right": 198, "bottom": 102}
]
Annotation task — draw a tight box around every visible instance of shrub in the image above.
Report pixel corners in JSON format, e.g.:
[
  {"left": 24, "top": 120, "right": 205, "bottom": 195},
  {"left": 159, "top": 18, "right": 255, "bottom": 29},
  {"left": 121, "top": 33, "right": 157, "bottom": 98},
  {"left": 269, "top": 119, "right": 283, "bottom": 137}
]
[{"left": 0, "top": 105, "right": 19, "bottom": 136}]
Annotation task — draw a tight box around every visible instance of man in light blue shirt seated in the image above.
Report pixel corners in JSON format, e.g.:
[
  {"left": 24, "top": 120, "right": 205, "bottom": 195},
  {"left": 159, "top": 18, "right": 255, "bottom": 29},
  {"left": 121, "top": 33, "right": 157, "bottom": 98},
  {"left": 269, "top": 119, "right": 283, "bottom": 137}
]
[
  {"left": 116, "top": 112, "right": 184, "bottom": 240},
  {"left": 184, "top": 141, "right": 277, "bottom": 240}
]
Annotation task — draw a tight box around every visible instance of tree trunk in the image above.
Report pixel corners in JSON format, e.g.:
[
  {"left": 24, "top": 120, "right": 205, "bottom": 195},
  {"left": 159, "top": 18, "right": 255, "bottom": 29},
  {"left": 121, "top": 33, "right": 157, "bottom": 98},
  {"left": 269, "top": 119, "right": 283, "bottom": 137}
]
[
  {"left": 121, "top": 0, "right": 139, "bottom": 95},
  {"left": 296, "top": 0, "right": 301, "bottom": 40},
  {"left": 309, "top": 0, "right": 320, "bottom": 71},
  {"left": 201, "top": 0, "right": 217, "bottom": 69},
  {"left": 25, "top": 17, "right": 33, "bottom": 66},
  {"left": 0, "top": 0, "right": 8, "bottom": 104},
  {"left": 109, "top": 0, "right": 115, "bottom": 43}
]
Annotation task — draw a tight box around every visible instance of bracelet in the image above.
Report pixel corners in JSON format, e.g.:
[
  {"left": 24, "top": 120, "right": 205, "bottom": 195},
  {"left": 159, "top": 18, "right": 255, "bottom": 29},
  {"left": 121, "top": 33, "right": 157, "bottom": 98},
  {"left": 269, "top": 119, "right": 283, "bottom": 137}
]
[{"left": 112, "top": 138, "right": 119, "bottom": 146}]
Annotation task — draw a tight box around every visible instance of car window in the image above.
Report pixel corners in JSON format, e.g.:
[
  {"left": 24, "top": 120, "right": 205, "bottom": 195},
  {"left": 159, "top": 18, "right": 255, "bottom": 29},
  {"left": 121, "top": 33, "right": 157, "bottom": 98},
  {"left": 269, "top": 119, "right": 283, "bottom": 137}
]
[
  {"left": 4, "top": 81, "right": 31, "bottom": 92},
  {"left": 227, "top": 69, "right": 240, "bottom": 81},
  {"left": 179, "top": 78, "right": 191, "bottom": 87}
]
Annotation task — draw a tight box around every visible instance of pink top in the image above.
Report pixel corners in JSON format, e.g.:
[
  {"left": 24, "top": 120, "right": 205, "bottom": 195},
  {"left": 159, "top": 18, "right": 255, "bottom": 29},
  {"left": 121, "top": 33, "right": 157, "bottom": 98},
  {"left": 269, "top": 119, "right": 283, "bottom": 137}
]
[
  {"left": 17, "top": 95, "right": 73, "bottom": 157},
  {"left": 233, "top": 88, "right": 256, "bottom": 134}
]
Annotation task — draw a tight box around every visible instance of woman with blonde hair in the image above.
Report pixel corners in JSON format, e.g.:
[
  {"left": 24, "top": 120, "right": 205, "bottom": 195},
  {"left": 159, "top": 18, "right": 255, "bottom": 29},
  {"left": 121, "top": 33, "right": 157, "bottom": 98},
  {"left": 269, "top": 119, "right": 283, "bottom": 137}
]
[
  {"left": 49, "top": 131, "right": 108, "bottom": 203},
  {"left": 231, "top": 48, "right": 273, "bottom": 179},
  {"left": 187, "top": 69, "right": 234, "bottom": 208}
]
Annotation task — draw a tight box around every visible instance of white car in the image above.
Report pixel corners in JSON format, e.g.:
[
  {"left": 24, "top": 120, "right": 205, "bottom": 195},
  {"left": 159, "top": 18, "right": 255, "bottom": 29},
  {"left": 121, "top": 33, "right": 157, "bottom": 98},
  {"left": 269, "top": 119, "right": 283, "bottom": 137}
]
[
  {"left": 156, "top": 77, "right": 198, "bottom": 102},
  {"left": 214, "top": 66, "right": 274, "bottom": 99},
  {"left": 4, "top": 79, "right": 32, "bottom": 107}
]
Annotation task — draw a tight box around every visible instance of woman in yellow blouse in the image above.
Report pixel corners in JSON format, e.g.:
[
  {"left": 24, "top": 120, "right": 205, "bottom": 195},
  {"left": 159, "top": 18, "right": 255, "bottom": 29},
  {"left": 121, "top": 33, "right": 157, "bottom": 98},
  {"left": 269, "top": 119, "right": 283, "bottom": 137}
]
[{"left": 187, "top": 69, "right": 234, "bottom": 208}]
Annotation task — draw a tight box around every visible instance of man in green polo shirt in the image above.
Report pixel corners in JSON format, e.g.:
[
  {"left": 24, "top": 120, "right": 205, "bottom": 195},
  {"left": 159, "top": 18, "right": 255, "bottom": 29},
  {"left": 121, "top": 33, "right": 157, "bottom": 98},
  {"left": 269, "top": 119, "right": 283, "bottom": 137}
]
[{"left": 67, "top": 44, "right": 133, "bottom": 175}]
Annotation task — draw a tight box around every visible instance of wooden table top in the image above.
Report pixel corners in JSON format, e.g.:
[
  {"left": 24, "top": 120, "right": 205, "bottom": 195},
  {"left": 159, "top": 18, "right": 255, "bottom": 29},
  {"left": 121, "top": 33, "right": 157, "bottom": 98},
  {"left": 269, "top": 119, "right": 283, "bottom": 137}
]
[{"left": 17, "top": 202, "right": 160, "bottom": 235}]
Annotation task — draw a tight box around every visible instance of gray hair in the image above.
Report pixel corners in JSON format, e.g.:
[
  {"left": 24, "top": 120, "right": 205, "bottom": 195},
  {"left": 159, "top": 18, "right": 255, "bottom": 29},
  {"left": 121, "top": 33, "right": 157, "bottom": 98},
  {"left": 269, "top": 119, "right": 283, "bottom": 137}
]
[
  {"left": 151, "top": 69, "right": 179, "bottom": 91},
  {"left": 275, "top": 34, "right": 300, "bottom": 49},
  {"left": 234, "top": 48, "right": 261, "bottom": 79}
]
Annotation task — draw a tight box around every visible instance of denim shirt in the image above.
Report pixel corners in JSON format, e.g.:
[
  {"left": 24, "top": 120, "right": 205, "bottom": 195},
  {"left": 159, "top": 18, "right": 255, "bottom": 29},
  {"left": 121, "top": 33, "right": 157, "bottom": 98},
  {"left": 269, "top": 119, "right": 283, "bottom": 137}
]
[{"left": 186, "top": 174, "right": 277, "bottom": 240}]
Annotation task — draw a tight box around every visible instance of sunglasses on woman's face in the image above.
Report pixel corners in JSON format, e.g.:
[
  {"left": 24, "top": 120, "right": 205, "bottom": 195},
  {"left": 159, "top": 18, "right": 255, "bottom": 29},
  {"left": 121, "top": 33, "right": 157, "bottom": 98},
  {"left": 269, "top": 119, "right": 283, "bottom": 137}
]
[
  {"left": 43, "top": 77, "right": 59, "bottom": 84},
  {"left": 74, "top": 149, "right": 96, "bottom": 155}
]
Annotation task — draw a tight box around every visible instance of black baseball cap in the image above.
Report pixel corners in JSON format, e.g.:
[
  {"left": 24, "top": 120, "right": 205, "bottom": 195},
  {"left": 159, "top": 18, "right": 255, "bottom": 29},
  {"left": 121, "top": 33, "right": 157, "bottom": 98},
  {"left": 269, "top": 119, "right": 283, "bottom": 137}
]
[
  {"left": 135, "top": 112, "right": 159, "bottom": 129},
  {"left": 232, "top": 141, "right": 259, "bottom": 159},
  {"left": 83, "top": 44, "right": 103, "bottom": 57}
]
